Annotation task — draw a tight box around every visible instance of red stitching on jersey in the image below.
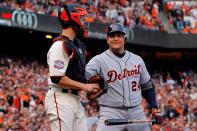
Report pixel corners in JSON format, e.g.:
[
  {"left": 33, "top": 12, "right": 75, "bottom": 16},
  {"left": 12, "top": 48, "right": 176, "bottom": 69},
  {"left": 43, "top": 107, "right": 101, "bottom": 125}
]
[{"left": 54, "top": 93, "right": 62, "bottom": 131}]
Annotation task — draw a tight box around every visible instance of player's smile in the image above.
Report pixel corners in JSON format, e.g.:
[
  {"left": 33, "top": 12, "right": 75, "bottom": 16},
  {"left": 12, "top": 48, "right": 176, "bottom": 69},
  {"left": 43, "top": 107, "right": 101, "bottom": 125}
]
[
  {"left": 107, "top": 33, "right": 125, "bottom": 53},
  {"left": 111, "top": 41, "right": 122, "bottom": 48}
]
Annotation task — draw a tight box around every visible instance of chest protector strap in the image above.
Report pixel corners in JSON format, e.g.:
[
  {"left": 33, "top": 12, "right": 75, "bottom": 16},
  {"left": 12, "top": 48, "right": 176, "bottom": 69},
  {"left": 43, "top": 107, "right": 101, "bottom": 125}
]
[{"left": 53, "top": 35, "right": 87, "bottom": 83}]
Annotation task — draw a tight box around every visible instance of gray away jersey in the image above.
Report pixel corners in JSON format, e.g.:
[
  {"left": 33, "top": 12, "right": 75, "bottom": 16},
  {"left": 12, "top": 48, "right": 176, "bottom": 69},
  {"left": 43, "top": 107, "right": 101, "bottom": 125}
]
[{"left": 86, "top": 49, "right": 150, "bottom": 108}]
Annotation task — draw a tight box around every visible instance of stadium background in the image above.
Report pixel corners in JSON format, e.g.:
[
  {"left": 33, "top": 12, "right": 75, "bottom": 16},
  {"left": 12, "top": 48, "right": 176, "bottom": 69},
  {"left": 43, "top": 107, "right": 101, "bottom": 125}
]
[{"left": 0, "top": 0, "right": 196, "bottom": 130}]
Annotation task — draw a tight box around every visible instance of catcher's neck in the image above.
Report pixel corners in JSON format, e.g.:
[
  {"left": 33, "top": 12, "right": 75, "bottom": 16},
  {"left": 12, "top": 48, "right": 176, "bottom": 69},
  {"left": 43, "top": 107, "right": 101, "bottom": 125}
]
[{"left": 62, "top": 27, "right": 76, "bottom": 41}]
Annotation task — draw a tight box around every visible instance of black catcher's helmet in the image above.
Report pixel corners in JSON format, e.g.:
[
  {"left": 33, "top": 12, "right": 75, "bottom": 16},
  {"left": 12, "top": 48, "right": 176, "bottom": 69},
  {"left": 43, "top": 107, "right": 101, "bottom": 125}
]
[
  {"left": 58, "top": 4, "right": 89, "bottom": 38},
  {"left": 106, "top": 23, "right": 126, "bottom": 36}
]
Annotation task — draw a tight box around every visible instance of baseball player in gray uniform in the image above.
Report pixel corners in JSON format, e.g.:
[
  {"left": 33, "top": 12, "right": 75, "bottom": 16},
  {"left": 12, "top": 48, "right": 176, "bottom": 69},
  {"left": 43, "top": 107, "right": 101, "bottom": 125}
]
[
  {"left": 86, "top": 23, "right": 162, "bottom": 131},
  {"left": 44, "top": 4, "right": 100, "bottom": 131}
]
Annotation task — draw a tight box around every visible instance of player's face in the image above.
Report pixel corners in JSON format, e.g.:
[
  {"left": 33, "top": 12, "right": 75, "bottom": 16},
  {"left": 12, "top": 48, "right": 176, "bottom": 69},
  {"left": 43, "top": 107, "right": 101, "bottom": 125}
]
[{"left": 107, "top": 32, "right": 125, "bottom": 53}]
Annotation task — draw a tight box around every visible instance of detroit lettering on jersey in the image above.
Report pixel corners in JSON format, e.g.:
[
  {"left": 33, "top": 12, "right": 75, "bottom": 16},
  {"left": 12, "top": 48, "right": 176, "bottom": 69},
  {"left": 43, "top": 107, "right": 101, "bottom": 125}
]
[{"left": 107, "top": 64, "right": 141, "bottom": 83}]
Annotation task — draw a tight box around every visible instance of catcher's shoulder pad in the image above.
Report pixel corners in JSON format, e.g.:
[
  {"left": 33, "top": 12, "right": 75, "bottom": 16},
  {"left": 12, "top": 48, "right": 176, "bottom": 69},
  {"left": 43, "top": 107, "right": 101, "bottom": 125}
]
[
  {"left": 63, "top": 40, "right": 73, "bottom": 57},
  {"left": 53, "top": 35, "right": 73, "bottom": 57}
]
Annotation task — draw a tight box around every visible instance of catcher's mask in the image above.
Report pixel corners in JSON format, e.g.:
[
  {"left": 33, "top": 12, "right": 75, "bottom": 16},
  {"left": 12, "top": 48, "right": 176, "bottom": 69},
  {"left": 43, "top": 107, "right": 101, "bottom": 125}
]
[
  {"left": 106, "top": 23, "right": 126, "bottom": 37},
  {"left": 58, "top": 4, "right": 89, "bottom": 38}
]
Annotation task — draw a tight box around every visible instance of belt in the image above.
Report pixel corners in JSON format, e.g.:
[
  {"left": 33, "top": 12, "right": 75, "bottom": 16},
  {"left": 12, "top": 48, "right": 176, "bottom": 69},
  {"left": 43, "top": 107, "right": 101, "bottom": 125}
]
[
  {"left": 49, "top": 87, "right": 78, "bottom": 95},
  {"left": 62, "top": 89, "right": 78, "bottom": 95},
  {"left": 100, "top": 104, "right": 139, "bottom": 110}
]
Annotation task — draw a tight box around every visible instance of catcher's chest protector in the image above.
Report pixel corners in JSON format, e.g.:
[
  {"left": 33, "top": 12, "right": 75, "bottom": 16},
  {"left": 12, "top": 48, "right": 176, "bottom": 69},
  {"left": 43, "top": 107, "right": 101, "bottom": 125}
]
[{"left": 54, "top": 36, "right": 87, "bottom": 83}]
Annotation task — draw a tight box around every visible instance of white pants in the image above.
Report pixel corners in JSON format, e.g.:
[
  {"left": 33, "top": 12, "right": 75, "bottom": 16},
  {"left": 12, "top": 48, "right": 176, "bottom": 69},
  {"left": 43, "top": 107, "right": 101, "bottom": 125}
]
[
  {"left": 45, "top": 87, "right": 88, "bottom": 131},
  {"left": 96, "top": 106, "right": 151, "bottom": 131}
]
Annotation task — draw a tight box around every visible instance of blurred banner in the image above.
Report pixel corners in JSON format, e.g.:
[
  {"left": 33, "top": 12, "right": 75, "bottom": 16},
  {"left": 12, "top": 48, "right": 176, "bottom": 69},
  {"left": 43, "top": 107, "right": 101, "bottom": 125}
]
[
  {"left": 0, "top": 7, "right": 61, "bottom": 32},
  {"left": 0, "top": 7, "right": 197, "bottom": 48}
]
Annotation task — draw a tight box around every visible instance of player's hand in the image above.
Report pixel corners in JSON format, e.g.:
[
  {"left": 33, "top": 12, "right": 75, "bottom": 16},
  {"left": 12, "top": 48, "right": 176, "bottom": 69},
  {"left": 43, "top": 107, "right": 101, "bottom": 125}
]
[
  {"left": 83, "top": 83, "right": 100, "bottom": 93},
  {"left": 151, "top": 108, "right": 163, "bottom": 125}
]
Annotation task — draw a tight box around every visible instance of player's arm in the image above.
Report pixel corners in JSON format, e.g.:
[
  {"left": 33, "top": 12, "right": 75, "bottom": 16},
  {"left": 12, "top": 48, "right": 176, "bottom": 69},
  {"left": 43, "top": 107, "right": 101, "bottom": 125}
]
[
  {"left": 140, "top": 80, "right": 163, "bottom": 125},
  {"left": 48, "top": 41, "right": 98, "bottom": 91},
  {"left": 85, "top": 56, "right": 101, "bottom": 80},
  {"left": 139, "top": 57, "right": 158, "bottom": 109},
  {"left": 139, "top": 58, "right": 162, "bottom": 125},
  {"left": 140, "top": 80, "right": 158, "bottom": 109},
  {"left": 51, "top": 75, "right": 99, "bottom": 92},
  {"left": 57, "top": 75, "right": 93, "bottom": 91}
]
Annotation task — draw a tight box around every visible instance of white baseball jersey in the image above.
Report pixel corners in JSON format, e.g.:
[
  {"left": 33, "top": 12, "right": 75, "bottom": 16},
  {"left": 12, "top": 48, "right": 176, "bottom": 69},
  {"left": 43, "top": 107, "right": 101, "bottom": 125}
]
[
  {"left": 47, "top": 40, "right": 70, "bottom": 88},
  {"left": 45, "top": 39, "right": 88, "bottom": 131},
  {"left": 86, "top": 49, "right": 151, "bottom": 107}
]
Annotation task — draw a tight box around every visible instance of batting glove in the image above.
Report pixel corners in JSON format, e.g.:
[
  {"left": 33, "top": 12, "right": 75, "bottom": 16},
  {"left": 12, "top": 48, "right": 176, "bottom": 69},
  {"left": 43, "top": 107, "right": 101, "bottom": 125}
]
[{"left": 151, "top": 108, "right": 163, "bottom": 125}]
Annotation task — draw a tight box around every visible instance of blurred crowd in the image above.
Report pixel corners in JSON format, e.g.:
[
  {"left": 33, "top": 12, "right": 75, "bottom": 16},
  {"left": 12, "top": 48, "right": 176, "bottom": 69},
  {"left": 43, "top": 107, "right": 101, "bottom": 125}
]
[
  {"left": 164, "top": 0, "right": 197, "bottom": 33},
  {"left": 0, "top": 0, "right": 175, "bottom": 33},
  {"left": 0, "top": 57, "right": 197, "bottom": 130},
  {"left": 0, "top": 0, "right": 196, "bottom": 33},
  {"left": 0, "top": 57, "right": 49, "bottom": 130},
  {"left": 149, "top": 71, "right": 197, "bottom": 130}
]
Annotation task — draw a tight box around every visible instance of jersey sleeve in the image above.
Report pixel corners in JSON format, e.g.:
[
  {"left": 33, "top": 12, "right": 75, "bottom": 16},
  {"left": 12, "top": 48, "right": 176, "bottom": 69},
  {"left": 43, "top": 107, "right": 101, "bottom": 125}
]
[
  {"left": 85, "top": 56, "right": 101, "bottom": 80},
  {"left": 47, "top": 41, "right": 70, "bottom": 77},
  {"left": 140, "top": 58, "right": 151, "bottom": 84}
]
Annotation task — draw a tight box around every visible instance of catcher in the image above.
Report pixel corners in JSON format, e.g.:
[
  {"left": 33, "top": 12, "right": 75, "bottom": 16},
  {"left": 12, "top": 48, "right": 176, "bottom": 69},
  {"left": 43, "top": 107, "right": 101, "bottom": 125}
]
[
  {"left": 85, "top": 23, "right": 162, "bottom": 131},
  {"left": 44, "top": 4, "right": 100, "bottom": 131}
]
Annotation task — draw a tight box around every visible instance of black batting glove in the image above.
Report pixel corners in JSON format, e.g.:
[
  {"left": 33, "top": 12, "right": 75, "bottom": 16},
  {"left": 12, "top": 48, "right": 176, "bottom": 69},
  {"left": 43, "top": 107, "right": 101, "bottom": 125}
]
[{"left": 151, "top": 108, "right": 163, "bottom": 125}]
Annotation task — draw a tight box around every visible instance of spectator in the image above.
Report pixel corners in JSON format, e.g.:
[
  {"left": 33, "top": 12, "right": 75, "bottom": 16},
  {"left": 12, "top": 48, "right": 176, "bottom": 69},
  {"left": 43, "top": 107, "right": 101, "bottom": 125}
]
[
  {"left": 0, "top": 56, "right": 196, "bottom": 130},
  {"left": 105, "top": 3, "right": 118, "bottom": 23},
  {"left": 0, "top": 0, "right": 166, "bottom": 32}
]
